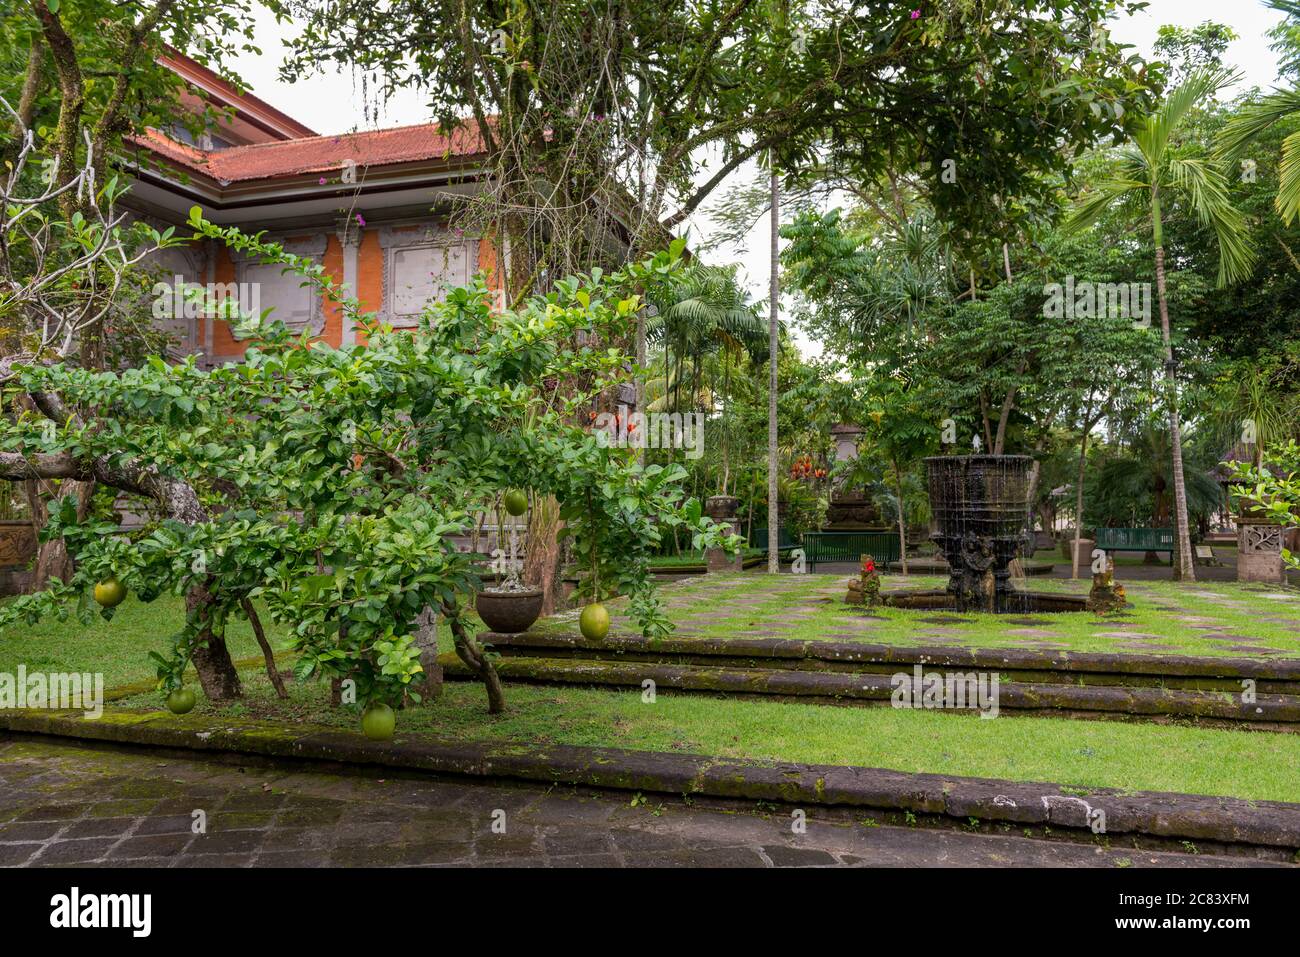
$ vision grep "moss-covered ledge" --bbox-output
[3,707,1299,853]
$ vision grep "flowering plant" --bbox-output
[860,555,882,607]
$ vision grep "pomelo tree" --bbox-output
[0,212,738,714]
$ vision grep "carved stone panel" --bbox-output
[379,224,477,326]
[1243,524,1283,553]
[1238,522,1285,583]
[232,235,327,337]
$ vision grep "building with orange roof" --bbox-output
[125,52,505,366]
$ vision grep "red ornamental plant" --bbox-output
[790,454,821,481]
[860,555,882,607]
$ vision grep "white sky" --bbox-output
[226,1,1289,355]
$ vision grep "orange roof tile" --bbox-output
[130,121,489,184]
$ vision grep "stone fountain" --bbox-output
[926,454,1034,613]
[849,453,1095,614]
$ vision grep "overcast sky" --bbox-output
[226,2,1290,354]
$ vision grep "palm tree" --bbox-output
[644,263,765,413]
[1066,68,1256,581]
[768,163,780,574]
[644,262,764,497]
[1218,1,1300,224]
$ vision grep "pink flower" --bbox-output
[356,213,366,227]
[318,177,326,185]
[911,9,920,18]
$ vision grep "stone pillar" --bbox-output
[1070,538,1095,579]
[413,605,443,699]
[703,495,743,572]
[337,218,362,348]
[1238,520,1285,584]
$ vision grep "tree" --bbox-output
[1065,68,1256,581]
[768,161,779,574]
[1219,2,1300,226]
[269,0,1156,598]
[2,0,260,584]
[0,212,737,711]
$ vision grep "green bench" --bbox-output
[1094,527,1175,555]
[802,531,900,571]
[750,526,799,557]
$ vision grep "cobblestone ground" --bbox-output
[0,735,1277,868]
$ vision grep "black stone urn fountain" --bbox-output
[925,455,1034,613]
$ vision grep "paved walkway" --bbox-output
[0,735,1272,868]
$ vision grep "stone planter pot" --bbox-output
[703,495,742,573]
[475,588,544,634]
[703,495,740,522]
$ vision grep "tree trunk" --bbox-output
[767,161,780,574]
[413,604,443,700]
[240,598,286,699]
[26,478,92,588]
[1153,243,1196,581]
[1071,426,1092,580]
[10,40,45,143]
[186,584,241,702]
[893,457,908,575]
[442,602,504,713]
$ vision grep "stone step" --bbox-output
[440,653,1300,726]
[477,629,1300,688]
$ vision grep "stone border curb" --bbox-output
[2,708,1298,851]
[439,655,1300,725]
[486,630,1300,681]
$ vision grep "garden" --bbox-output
[1,0,1300,869]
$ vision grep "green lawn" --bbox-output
[9,586,1300,803]
[111,663,1300,803]
[0,596,298,688]
[530,572,1300,659]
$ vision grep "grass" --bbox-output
[110,663,1300,804]
[0,593,471,689]
[531,571,1300,659]
[9,583,1300,803]
[0,596,300,688]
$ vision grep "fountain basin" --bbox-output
[876,587,1087,614]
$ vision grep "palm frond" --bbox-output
[1136,68,1238,163]
[1166,156,1257,285]
[1217,86,1300,159]
[1063,178,1144,235]
[1277,128,1300,224]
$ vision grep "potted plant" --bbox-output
[475,490,545,634]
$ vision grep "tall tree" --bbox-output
[768,160,779,574]
[1065,69,1255,580]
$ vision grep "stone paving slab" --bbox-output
[4,709,1299,853]
[0,736,1280,869]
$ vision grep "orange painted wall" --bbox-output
[354,228,383,346]
[198,224,497,357]
[320,234,343,348]
[209,244,247,361]
[478,234,501,300]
